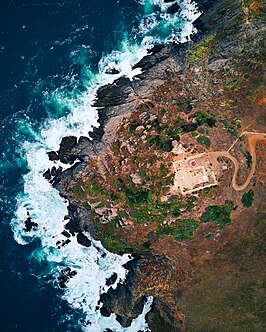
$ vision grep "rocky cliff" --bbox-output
[46,0,265,330]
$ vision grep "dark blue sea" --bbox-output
[0,1,200,331]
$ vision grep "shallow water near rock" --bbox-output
[0,1,200,331]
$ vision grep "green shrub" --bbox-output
[157,219,199,241]
[197,136,211,148]
[146,135,173,152]
[186,35,216,63]
[244,151,252,168]
[189,111,217,128]
[200,202,234,228]
[241,190,254,208]
[221,119,237,136]
[127,122,139,136]
[113,140,120,153]
[159,108,166,116]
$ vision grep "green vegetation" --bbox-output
[157,219,199,241]
[200,201,234,228]
[198,127,209,135]
[241,190,254,208]
[244,151,252,168]
[189,111,217,128]
[113,140,120,154]
[146,135,173,152]
[186,35,216,63]
[100,219,137,254]
[159,108,166,116]
[127,122,139,137]
[220,118,238,136]
[181,100,193,112]
[197,135,211,148]
[226,79,239,91]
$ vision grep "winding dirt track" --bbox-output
[212,132,266,191]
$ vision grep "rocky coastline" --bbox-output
[41,0,265,330]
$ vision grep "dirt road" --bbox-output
[213,132,266,191]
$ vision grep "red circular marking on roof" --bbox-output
[189,160,197,167]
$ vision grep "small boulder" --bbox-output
[47,151,59,161]
[61,230,71,238]
[106,273,118,287]
[105,68,120,75]
[43,169,51,180]
[24,216,38,232]
[77,232,91,247]
[166,2,180,15]
[51,166,62,177]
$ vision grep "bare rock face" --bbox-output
[93,76,134,108]
[58,136,78,164]
[99,256,146,327]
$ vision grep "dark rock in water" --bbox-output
[62,239,71,246]
[104,329,114,332]
[62,230,71,238]
[78,136,91,145]
[93,76,133,107]
[132,45,171,72]
[89,124,105,141]
[105,68,120,75]
[63,203,96,238]
[106,273,118,287]
[116,314,127,326]
[51,166,63,177]
[58,136,78,164]
[99,256,145,327]
[57,239,71,248]
[24,215,38,232]
[164,0,176,3]
[43,169,51,180]
[51,166,57,177]
[65,204,83,235]
[58,267,77,288]
[166,2,180,15]
[47,151,59,161]
[147,44,165,55]
[77,232,91,247]
[100,306,111,317]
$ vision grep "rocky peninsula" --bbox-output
[43,0,265,330]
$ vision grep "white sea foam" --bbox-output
[12,1,201,330]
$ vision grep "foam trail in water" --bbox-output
[12,1,200,330]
